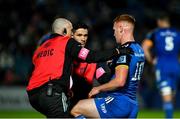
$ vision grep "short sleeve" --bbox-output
[116,54,131,67]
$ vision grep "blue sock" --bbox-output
[75,114,86,119]
[163,101,173,118]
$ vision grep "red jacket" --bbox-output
[27,33,118,92]
[27,36,69,90]
[73,62,97,84]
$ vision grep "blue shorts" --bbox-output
[94,93,138,118]
[155,68,179,91]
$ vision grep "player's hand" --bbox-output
[116,46,134,55]
[88,87,100,98]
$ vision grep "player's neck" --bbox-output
[160,23,170,28]
[121,34,134,44]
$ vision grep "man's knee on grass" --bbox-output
[71,101,83,117]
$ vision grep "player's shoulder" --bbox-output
[161,27,180,37]
[170,27,180,34]
[157,27,179,33]
[121,41,136,48]
[123,42,144,58]
[68,38,82,46]
[147,28,158,34]
[121,41,140,50]
[154,28,164,33]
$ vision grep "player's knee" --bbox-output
[70,106,78,116]
[161,86,172,96]
[70,102,82,116]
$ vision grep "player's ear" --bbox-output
[120,28,124,34]
[71,33,74,38]
[63,28,67,35]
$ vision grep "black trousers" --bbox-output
[27,83,70,118]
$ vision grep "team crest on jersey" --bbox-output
[117,55,127,63]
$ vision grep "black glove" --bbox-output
[117,46,134,55]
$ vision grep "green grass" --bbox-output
[0,109,180,118]
[138,109,180,118]
[0,110,45,118]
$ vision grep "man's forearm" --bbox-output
[97,79,121,92]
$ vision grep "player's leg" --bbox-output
[71,98,100,118]
[162,72,179,118]
[156,69,173,118]
[129,104,138,118]
[161,81,174,118]
[95,94,133,118]
[71,94,135,118]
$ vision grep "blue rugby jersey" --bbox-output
[146,28,180,70]
[110,42,145,100]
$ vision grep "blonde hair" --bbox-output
[113,14,136,25]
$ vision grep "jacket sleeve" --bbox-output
[68,38,119,63]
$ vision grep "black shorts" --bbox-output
[27,82,70,118]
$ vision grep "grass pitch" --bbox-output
[0,109,180,118]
